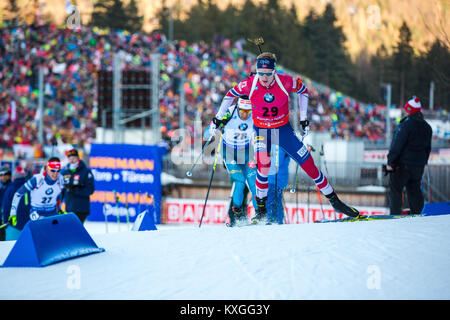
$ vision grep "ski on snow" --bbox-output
[318,214,422,223]
[225,214,423,226]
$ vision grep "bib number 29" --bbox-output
[262,107,278,117]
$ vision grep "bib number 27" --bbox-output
[41,197,53,204]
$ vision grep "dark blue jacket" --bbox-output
[0,179,11,223]
[2,177,30,230]
[388,112,432,167]
[61,160,95,214]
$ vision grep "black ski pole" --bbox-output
[187,104,238,178]
[186,133,216,177]
[199,127,224,228]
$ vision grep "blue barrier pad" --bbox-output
[2,213,105,267]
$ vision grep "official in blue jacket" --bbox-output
[0,167,12,215]
[267,146,290,224]
[2,166,30,231]
[0,166,12,240]
[61,149,95,223]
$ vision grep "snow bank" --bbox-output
[1,215,449,300]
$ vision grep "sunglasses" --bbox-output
[257,70,275,77]
[49,169,60,173]
[239,109,252,114]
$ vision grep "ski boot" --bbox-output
[226,205,246,227]
[226,204,236,227]
[326,192,366,220]
[233,206,247,225]
[251,196,268,224]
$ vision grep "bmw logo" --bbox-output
[45,188,54,195]
[264,93,275,103]
[239,123,248,131]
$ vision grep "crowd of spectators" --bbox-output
[0,20,446,158]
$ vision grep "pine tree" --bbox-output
[182,0,207,42]
[302,4,354,93]
[393,21,414,107]
[124,0,143,33]
[156,0,169,35]
[5,0,19,21]
[276,2,302,71]
[90,0,143,33]
[371,44,392,103]
[424,40,450,110]
[222,3,239,41]
[204,0,221,42]
[237,0,261,54]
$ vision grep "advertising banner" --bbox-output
[88,144,163,223]
[164,198,389,225]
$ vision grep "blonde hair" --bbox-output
[257,52,277,62]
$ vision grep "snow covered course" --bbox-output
[1,215,449,300]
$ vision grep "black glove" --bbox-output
[210,117,228,136]
[300,120,310,137]
[212,117,229,127]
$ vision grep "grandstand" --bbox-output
[0,22,449,212]
[2,4,450,305]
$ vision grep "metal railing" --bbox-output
[163,154,450,200]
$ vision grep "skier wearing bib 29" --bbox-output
[210,52,364,224]
[208,96,258,227]
[8,157,65,227]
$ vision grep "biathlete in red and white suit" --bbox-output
[210,52,364,223]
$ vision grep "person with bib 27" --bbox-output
[209,97,258,227]
[210,52,364,224]
[8,157,65,227]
